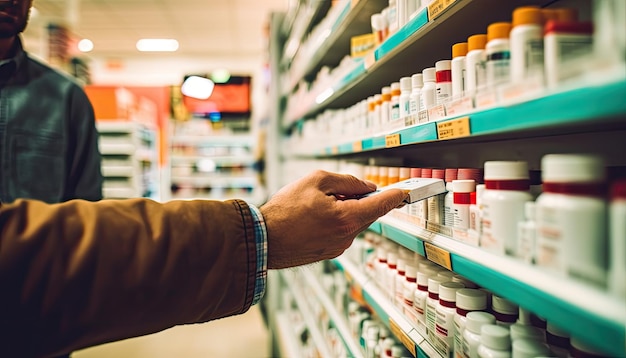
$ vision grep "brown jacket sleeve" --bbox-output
[0,198,259,357]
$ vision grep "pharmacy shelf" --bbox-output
[169,175,257,188]
[301,269,365,358]
[317,79,626,156]
[280,0,332,68]
[275,311,304,358]
[366,212,626,357]
[332,257,441,358]
[282,0,387,97]
[170,135,253,147]
[101,165,135,177]
[284,0,551,126]
[281,271,334,358]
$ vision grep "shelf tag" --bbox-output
[404,113,418,127]
[428,0,457,20]
[424,242,453,270]
[353,141,363,152]
[428,104,447,121]
[390,318,417,357]
[385,133,401,148]
[418,110,429,123]
[437,116,471,140]
[446,97,474,116]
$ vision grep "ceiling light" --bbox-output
[210,69,231,83]
[181,76,215,100]
[78,39,94,52]
[136,39,179,52]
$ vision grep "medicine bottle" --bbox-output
[511,339,550,358]
[454,289,488,358]
[394,257,407,308]
[379,166,390,187]
[444,168,459,227]
[468,184,485,241]
[371,13,387,46]
[426,276,445,335]
[399,77,412,119]
[453,180,476,230]
[421,67,437,111]
[417,168,433,220]
[569,337,608,358]
[374,94,383,131]
[535,154,607,287]
[465,34,487,96]
[609,180,626,298]
[435,282,466,356]
[435,60,453,104]
[409,73,423,115]
[380,86,392,126]
[546,322,570,358]
[402,264,418,319]
[451,42,468,99]
[510,7,544,84]
[544,19,593,88]
[463,312,496,358]
[509,307,544,342]
[388,166,400,184]
[387,0,398,35]
[390,82,402,122]
[428,168,447,224]
[385,251,398,299]
[408,168,422,218]
[516,201,536,264]
[481,161,532,256]
[492,295,518,327]
[477,324,512,358]
[399,167,411,182]
[485,22,512,87]
[414,268,436,333]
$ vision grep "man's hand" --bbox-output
[260,170,408,269]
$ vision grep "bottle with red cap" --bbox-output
[609,180,626,298]
[481,161,533,256]
[436,60,453,104]
[536,154,608,288]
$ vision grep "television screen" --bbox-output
[182,75,251,118]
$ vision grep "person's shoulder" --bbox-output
[24,54,83,88]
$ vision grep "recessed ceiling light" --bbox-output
[78,39,94,52]
[136,39,179,52]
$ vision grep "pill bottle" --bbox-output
[512,339,550,358]
[453,180,477,230]
[481,161,532,256]
[380,86,392,126]
[394,256,407,308]
[516,201,536,264]
[444,168,459,227]
[421,67,437,110]
[417,168,433,220]
[399,167,411,182]
[428,168,447,224]
[465,34,487,96]
[535,154,607,287]
[544,20,593,88]
[454,289,488,358]
[469,184,485,239]
[414,268,436,333]
[399,77,412,119]
[510,7,544,83]
[435,282,466,356]
[371,13,387,45]
[435,60,453,104]
[485,22,512,87]
[569,337,609,358]
[409,73,424,115]
[390,82,402,122]
[388,166,400,184]
[451,42,468,99]
[402,264,418,317]
[463,312,496,358]
[491,295,518,327]
[546,322,570,358]
[609,180,626,298]
[478,324,512,358]
[426,276,445,335]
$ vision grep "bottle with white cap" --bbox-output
[463,312,496,358]
[394,256,407,308]
[435,60,453,104]
[421,67,437,111]
[509,308,545,342]
[409,73,423,116]
[510,6,544,84]
[535,154,607,287]
[609,180,626,298]
[380,86,392,126]
[414,267,436,334]
[485,22,512,87]
[390,82,402,122]
[426,276,445,336]
[451,42,468,99]
[453,289,488,358]
[481,161,533,256]
[492,295,519,327]
[434,282,466,356]
[516,201,537,264]
[399,77,412,119]
[453,180,477,230]
[569,337,610,358]
[512,339,550,358]
[402,264,418,319]
[465,34,487,97]
[546,322,570,358]
[477,324,512,358]
[385,251,399,300]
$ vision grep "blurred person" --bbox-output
[0,0,103,203]
[0,170,408,357]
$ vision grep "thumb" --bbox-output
[347,188,408,222]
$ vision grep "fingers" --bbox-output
[339,188,408,223]
[314,170,377,196]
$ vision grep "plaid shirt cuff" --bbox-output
[248,204,267,305]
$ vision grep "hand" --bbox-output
[260,170,408,269]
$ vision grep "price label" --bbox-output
[446,97,474,116]
[404,114,417,127]
[437,116,471,140]
[418,110,429,123]
[428,104,447,121]
[428,0,457,20]
[364,52,377,70]
[424,242,453,270]
[385,133,401,148]
[390,319,417,357]
[353,141,363,152]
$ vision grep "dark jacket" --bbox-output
[0,37,103,203]
[0,198,258,357]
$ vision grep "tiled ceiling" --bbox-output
[26,0,290,58]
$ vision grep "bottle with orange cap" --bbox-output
[465,34,488,96]
[486,22,512,87]
[510,6,545,83]
[451,42,468,99]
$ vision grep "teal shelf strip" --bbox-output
[380,223,426,256]
[331,0,352,33]
[368,221,382,234]
[375,8,429,61]
[338,143,353,154]
[470,80,626,135]
[452,254,625,357]
[333,61,366,94]
[398,123,438,145]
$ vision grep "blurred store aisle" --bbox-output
[74,306,269,358]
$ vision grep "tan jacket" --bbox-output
[0,198,259,357]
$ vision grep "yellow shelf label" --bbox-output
[385,133,401,148]
[437,116,471,140]
[353,141,363,152]
[390,319,417,357]
[428,0,457,20]
[424,242,453,270]
[331,146,339,155]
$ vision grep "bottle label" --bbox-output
[391,103,401,121]
[536,205,565,272]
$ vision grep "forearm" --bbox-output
[0,198,258,357]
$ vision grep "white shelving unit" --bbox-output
[97,121,158,200]
[265,0,626,357]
